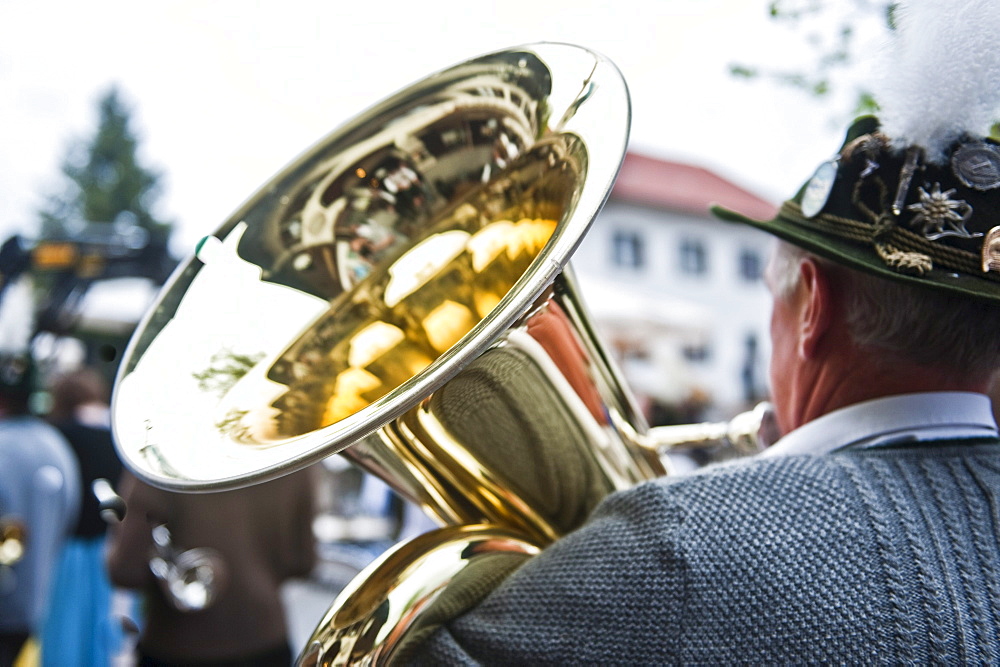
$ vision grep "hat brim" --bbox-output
[711,203,1000,303]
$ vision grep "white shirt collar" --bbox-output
[760,392,998,458]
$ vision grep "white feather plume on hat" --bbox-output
[873,0,1000,162]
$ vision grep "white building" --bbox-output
[571,151,779,424]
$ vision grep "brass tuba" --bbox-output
[111,43,773,665]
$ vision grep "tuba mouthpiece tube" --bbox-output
[644,401,779,460]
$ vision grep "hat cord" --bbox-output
[853,171,934,275]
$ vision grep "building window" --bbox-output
[682,342,711,363]
[679,238,707,275]
[612,230,645,269]
[741,333,761,402]
[739,248,763,282]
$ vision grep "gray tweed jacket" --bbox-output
[412,438,1000,665]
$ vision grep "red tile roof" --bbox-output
[611,151,778,221]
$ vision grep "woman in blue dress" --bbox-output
[41,367,130,667]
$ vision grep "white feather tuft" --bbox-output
[872,0,1000,162]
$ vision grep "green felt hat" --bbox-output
[713,115,1000,303]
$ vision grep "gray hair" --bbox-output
[768,240,1000,380]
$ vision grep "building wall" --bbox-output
[572,198,776,423]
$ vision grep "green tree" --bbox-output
[730,1,894,118]
[734,2,1000,139]
[38,85,173,246]
[29,86,177,381]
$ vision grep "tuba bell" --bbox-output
[111,43,773,665]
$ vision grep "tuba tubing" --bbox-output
[647,400,779,460]
[298,405,778,666]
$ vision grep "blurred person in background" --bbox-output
[40,366,128,666]
[0,355,79,667]
[105,464,319,667]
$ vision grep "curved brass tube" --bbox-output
[646,401,779,462]
[299,524,539,666]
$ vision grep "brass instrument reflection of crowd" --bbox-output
[263,216,557,439]
[207,138,575,449]
[185,60,563,449]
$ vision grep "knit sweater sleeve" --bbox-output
[409,480,690,665]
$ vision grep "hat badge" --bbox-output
[952,141,1000,191]
[800,160,839,218]
[905,182,978,241]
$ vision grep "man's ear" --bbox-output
[797,258,835,359]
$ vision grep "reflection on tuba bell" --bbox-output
[111,43,774,665]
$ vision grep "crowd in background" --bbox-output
[0,363,327,667]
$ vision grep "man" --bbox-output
[105,465,318,666]
[400,17,1000,667]
[0,355,80,667]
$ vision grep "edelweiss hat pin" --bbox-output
[713,0,1000,303]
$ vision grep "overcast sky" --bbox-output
[0,0,878,256]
